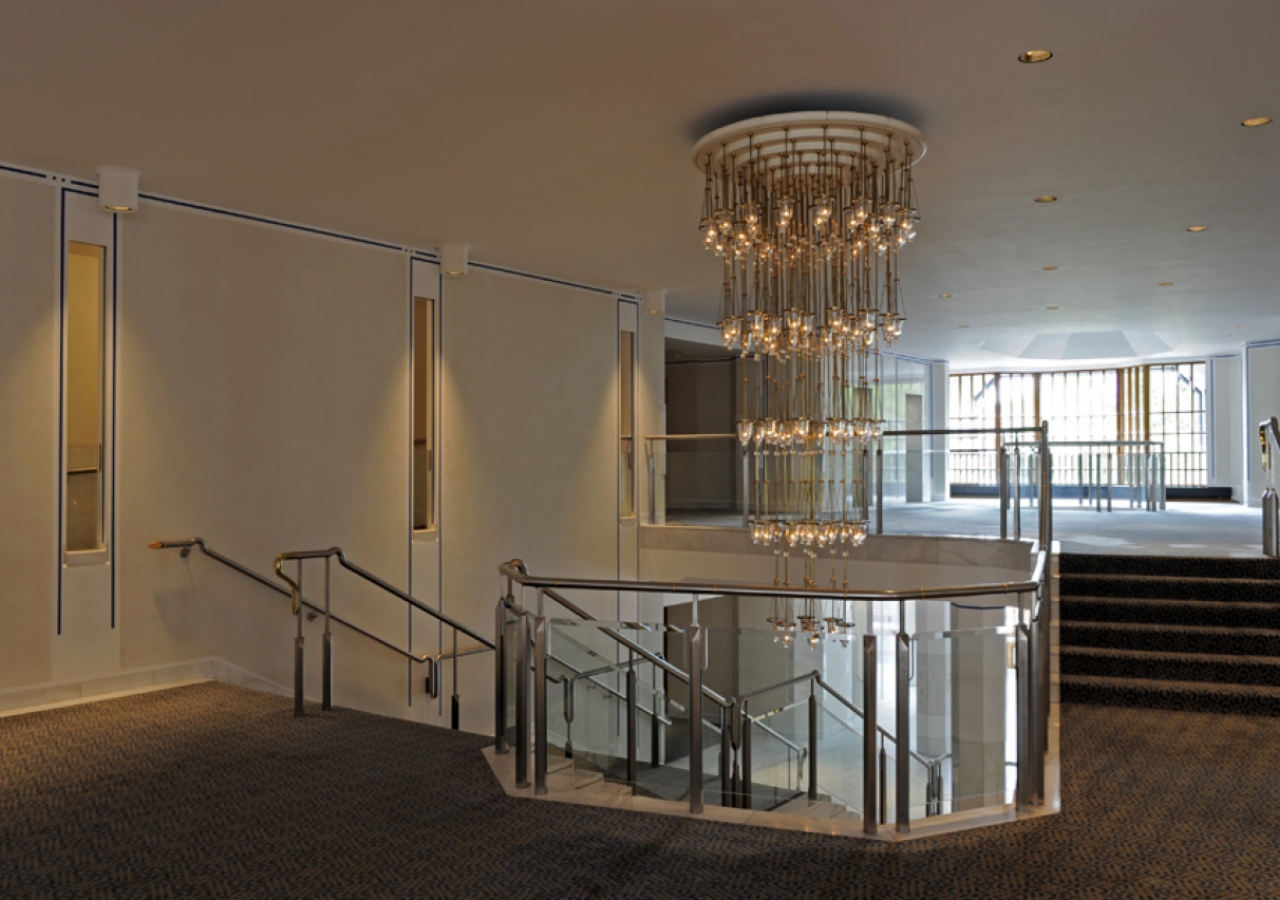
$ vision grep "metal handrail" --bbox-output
[1261,416,1280,471]
[275,546,493,650]
[499,558,1043,606]
[149,538,435,664]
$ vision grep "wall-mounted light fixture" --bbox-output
[439,244,469,277]
[97,166,140,213]
[642,288,665,316]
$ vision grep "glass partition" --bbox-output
[65,242,106,552]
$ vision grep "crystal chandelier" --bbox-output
[694,111,927,597]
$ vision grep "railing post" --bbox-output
[999,444,1009,539]
[862,633,877,836]
[627,666,639,794]
[896,630,911,833]
[294,560,305,717]
[495,595,508,753]
[534,613,548,796]
[1039,423,1052,551]
[514,601,530,790]
[720,706,732,805]
[451,628,460,731]
[1013,446,1022,541]
[652,690,663,768]
[322,556,333,711]
[808,688,818,801]
[741,704,753,810]
[687,622,704,814]
[875,445,884,534]
[1016,592,1038,810]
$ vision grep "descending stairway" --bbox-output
[1059,554,1280,715]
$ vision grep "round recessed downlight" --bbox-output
[1243,117,1272,127]
[1042,265,1059,271]
[1018,50,1053,63]
[939,293,952,298]
[1046,305,1060,310]
[958,324,970,329]
[1187,225,1209,232]
[1158,281,1174,287]
[1034,195,1058,203]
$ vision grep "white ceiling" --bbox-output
[2,1,1277,369]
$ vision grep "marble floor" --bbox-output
[664,498,1269,557]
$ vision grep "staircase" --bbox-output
[1059,554,1280,715]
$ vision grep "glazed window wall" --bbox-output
[949,363,1206,487]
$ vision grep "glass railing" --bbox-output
[498,549,1050,836]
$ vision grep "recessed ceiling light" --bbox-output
[1046,305,1059,310]
[1228,333,1236,337]
[1187,225,1209,232]
[939,293,952,298]
[1242,116,1272,127]
[1018,50,1053,63]
[1042,265,1059,271]
[958,324,970,329]
[1034,195,1058,203]
[1158,281,1174,287]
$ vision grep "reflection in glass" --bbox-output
[413,297,435,530]
[66,242,105,551]
[619,330,635,517]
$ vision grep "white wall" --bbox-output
[1246,343,1280,506]
[1209,355,1243,499]
[0,170,654,737]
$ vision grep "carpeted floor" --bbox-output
[3,681,1280,899]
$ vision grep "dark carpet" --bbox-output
[3,682,1280,899]
[1060,553,1280,715]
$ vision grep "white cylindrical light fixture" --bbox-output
[642,288,666,317]
[97,166,141,213]
[440,243,469,277]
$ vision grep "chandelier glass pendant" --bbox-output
[693,111,927,603]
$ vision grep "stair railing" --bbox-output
[498,546,1048,836]
[272,547,493,719]
[151,538,492,726]
[1261,417,1280,558]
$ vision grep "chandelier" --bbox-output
[694,111,927,601]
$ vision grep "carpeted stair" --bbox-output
[1059,553,1280,715]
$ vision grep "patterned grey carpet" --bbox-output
[3,681,1279,899]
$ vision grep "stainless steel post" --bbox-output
[999,445,1009,540]
[1013,446,1022,541]
[808,689,818,801]
[451,628,460,731]
[896,630,911,833]
[879,744,888,825]
[1077,454,1084,506]
[1095,454,1103,512]
[875,446,884,534]
[862,634,878,836]
[651,690,663,769]
[294,560,304,717]
[534,615,548,796]
[687,623,704,814]
[322,556,333,711]
[1039,424,1052,551]
[1265,487,1280,559]
[1159,452,1167,510]
[627,666,639,794]
[495,598,508,753]
[720,706,732,805]
[514,605,530,790]
[1107,452,1113,513]
[1015,612,1032,810]
[742,700,753,811]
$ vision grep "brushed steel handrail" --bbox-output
[1261,416,1280,471]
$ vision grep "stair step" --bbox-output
[1060,573,1280,603]
[1059,621,1280,656]
[1059,645,1280,686]
[1059,596,1280,629]
[771,797,859,820]
[1060,554,1280,581]
[1060,674,1280,716]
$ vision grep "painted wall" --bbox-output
[0,176,57,689]
[0,170,655,737]
[1246,342,1280,506]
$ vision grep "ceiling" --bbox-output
[2,1,1277,370]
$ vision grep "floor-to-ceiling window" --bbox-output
[948,362,1207,487]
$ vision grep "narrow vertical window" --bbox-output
[413,297,435,531]
[65,242,106,552]
[619,329,636,518]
